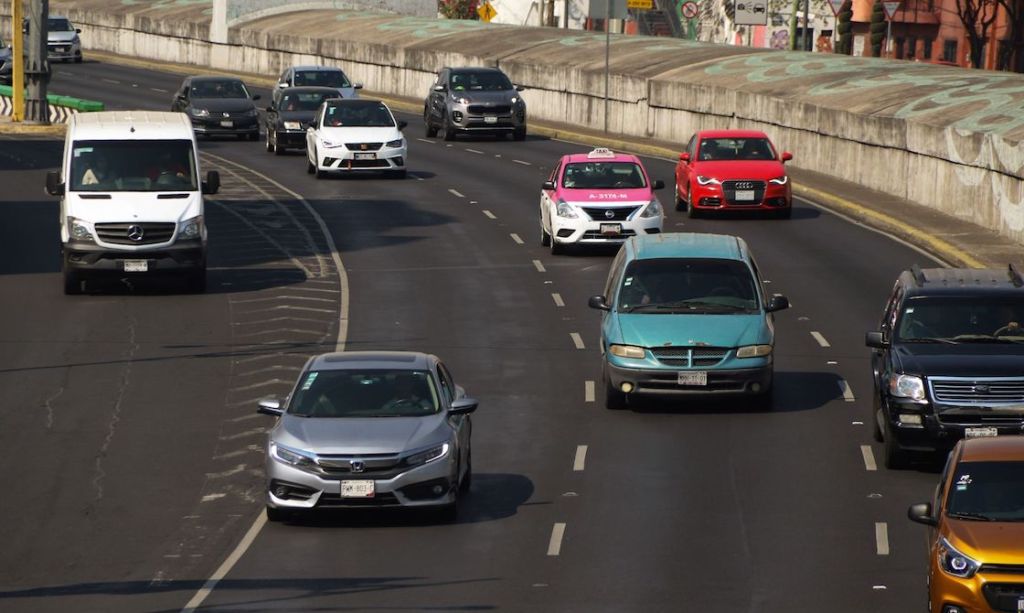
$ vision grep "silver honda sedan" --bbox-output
[257,351,477,522]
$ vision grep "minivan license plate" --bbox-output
[965,427,998,438]
[735,190,755,201]
[678,371,708,386]
[341,480,375,498]
[124,260,148,272]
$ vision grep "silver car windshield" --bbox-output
[295,70,350,88]
[450,71,512,91]
[290,369,441,418]
[69,139,198,192]
[48,18,74,32]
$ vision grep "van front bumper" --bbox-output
[605,361,772,396]
[63,240,206,275]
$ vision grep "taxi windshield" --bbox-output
[562,162,647,189]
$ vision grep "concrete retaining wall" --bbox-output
[16,0,1023,245]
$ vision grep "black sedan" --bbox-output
[171,76,261,140]
[264,86,338,154]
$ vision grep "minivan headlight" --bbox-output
[405,443,450,467]
[555,199,578,219]
[938,537,979,578]
[270,442,316,468]
[179,215,203,240]
[696,175,721,186]
[640,199,663,218]
[609,344,645,359]
[67,216,93,241]
[889,374,926,400]
[736,345,772,358]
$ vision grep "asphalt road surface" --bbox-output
[0,58,944,612]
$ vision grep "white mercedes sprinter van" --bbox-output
[46,111,220,294]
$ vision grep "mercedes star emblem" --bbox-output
[127,225,145,242]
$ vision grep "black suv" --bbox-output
[866,265,1024,468]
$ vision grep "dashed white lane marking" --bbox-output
[585,380,595,402]
[151,87,169,93]
[466,148,484,154]
[482,210,496,219]
[102,78,120,84]
[838,379,856,402]
[510,233,524,245]
[416,138,435,144]
[861,445,877,471]
[875,522,890,555]
[810,331,831,348]
[181,513,268,612]
[547,523,566,556]
[551,293,565,307]
[532,259,546,272]
[570,333,585,350]
[513,159,531,166]
[201,493,226,503]
[448,188,465,198]
[573,446,588,471]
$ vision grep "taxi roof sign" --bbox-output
[588,147,617,158]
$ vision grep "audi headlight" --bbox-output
[889,374,926,401]
[67,216,93,241]
[769,175,789,185]
[405,443,450,467]
[555,199,578,219]
[283,121,301,130]
[189,107,210,117]
[385,138,404,148]
[178,215,203,240]
[609,344,645,359]
[736,344,773,358]
[270,442,316,468]
[696,175,721,186]
[938,537,979,578]
[640,199,663,218]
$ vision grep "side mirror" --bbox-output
[515,84,526,91]
[252,94,261,101]
[353,83,364,90]
[75,28,82,33]
[449,397,478,415]
[907,502,937,526]
[781,151,793,162]
[542,180,556,190]
[45,170,65,196]
[765,295,790,312]
[865,331,889,349]
[652,179,665,190]
[588,295,611,311]
[257,398,284,417]
[679,152,690,163]
[202,170,220,195]
[433,84,445,92]
[397,120,408,130]
[278,82,289,88]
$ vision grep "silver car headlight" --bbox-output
[385,138,404,148]
[938,537,979,578]
[736,344,772,358]
[67,216,93,241]
[555,199,578,219]
[404,443,450,467]
[270,442,316,469]
[640,199,663,218]
[889,373,926,400]
[283,121,301,130]
[178,215,203,240]
[189,108,210,118]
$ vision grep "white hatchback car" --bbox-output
[306,99,408,179]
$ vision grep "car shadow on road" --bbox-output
[624,370,843,414]
[683,206,820,221]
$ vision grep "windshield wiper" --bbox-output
[903,337,959,344]
[947,511,996,521]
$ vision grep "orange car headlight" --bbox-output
[938,537,979,578]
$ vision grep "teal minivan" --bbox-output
[588,233,789,409]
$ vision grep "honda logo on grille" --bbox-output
[350,460,365,473]
[126,225,145,242]
[734,181,754,189]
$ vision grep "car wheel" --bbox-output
[872,397,884,443]
[550,236,564,255]
[687,202,701,219]
[882,416,909,469]
[185,269,206,294]
[265,506,290,522]
[265,133,274,153]
[513,126,526,141]
[675,183,688,211]
[74,55,83,64]
[424,111,438,138]
[63,269,81,295]
[460,451,472,493]
[273,133,286,155]
[306,152,316,174]
[443,115,457,142]
[604,375,627,410]
[540,221,551,247]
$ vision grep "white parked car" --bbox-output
[277,65,362,100]
[306,99,408,179]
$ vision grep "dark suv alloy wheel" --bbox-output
[882,413,909,469]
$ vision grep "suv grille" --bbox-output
[650,347,729,368]
[94,222,175,245]
[722,180,766,206]
[467,104,511,115]
[581,206,640,221]
[314,453,404,479]
[982,583,1024,612]
[929,377,1024,406]
[345,142,382,151]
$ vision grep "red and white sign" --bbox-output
[882,1,901,19]
[681,1,699,19]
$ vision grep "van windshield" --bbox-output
[617,258,760,314]
[70,140,198,192]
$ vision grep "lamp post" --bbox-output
[604,0,611,133]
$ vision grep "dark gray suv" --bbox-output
[424,66,527,141]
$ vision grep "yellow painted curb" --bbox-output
[0,121,67,136]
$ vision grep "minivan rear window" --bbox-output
[617,258,759,314]
[70,140,197,192]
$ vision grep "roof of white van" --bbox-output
[70,111,194,141]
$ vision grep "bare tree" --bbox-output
[954,0,999,68]
[995,0,1023,71]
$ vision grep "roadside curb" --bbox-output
[0,119,67,136]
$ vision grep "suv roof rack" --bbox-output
[910,264,928,287]
[1010,263,1023,288]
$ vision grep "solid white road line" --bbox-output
[466,148,484,154]
[570,333,585,349]
[102,78,120,84]
[448,188,465,198]
[547,523,566,556]
[482,210,496,219]
[532,259,546,272]
[551,293,565,307]
[810,331,831,348]
[585,380,595,402]
[838,379,856,402]
[181,513,268,612]
[860,445,877,471]
[875,522,890,555]
[510,233,524,245]
[513,159,531,166]
[416,138,435,144]
[573,446,588,471]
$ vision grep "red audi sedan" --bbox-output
[674,130,793,219]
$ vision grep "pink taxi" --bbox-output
[539,148,665,255]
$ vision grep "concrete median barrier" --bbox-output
[0,84,104,123]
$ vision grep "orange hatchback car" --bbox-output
[908,436,1024,613]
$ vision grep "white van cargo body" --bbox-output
[47,111,220,294]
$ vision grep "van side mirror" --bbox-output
[865,331,888,349]
[278,82,289,88]
[354,83,364,90]
[45,171,65,196]
[202,170,220,195]
[781,151,793,162]
[75,28,82,34]
[679,152,690,163]
[542,180,556,190]
[257,398,284,417]
[907,502,937,526]
[765,295,789,312]
[397,120,408,130]
[515,84,525,91]
[449,398,478,415]
[652,179,665,190]
[588,295,610,311]
[252,93,261,101]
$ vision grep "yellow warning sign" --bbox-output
[478,1,497,22]
[627,0,654,8]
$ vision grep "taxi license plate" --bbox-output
[220,120,233,128]
[600,223,622,236]
[341,480,375,498]
[678,371,708,386]
[965,427,999,438]
[735,189,755,201]
[124,260,148,272]
[484,116,498,124]
[354,152,376,160]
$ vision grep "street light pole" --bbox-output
[604,0,611,133]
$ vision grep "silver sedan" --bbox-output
[257,351,477,522]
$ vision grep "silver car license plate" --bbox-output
[354,152,376,160]
[965,427,998,438]
[123,260,148,272]
[735,189,755,201]
[341,480,375,498]
[678,371,708,386]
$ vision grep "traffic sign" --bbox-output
[828,0,846,17]
[734,0,768,25]
[628,0,654,8]
[680,1,699,19]
[882,1,901,19]
[478,1,497,22]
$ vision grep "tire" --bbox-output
[63,269,81,295]
[882,416,909,470]
[265,133,274,153]
[185,269,206,294]
[306,153,316,174]
[460,452,472,493]
[265,506,290,522]
[550,237,564,255]
[687,203,701,219]
[74,55,83,64]
[675,184,688,212]
[872,397,884,443]
[513,126,526,141]
[540,221,551,247]
[604,375,627,410]
[443,116,457,142]
[424,112,439,138]
[436,500,458,523]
